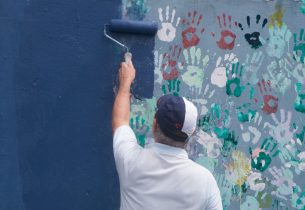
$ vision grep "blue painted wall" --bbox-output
[0,0,136,209]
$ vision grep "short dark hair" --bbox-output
[153,122,187,148]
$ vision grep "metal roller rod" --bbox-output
[104,24,129,52]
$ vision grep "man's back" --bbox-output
[114,126,223,210]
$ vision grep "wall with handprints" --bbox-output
[123,0,305,209]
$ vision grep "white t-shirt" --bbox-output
[113,125,223,210]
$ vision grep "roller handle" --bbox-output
[124,52,132,64]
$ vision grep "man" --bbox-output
[112,60,223,210]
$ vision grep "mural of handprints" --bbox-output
[123,0,305,209]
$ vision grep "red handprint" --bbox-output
[181,11,205,49]
[212,13,237,50]
[257,79,279,114]
[162,45,183,80]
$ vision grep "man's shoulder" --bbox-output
[113,125,138,147]
[184,159,215,179]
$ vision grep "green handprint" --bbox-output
[293,29,305,63]
[292,186,305,209]
[236,86,257,122]
[249,137,279,172]
[302,0,305,14]
[126,0,149,20]
[226,62,245,97]
[198,114,211,133]
[130,115,150,147]
[221,131,238,157]
[210,103,230,138]
[271,199,287,210]
[161,79,181,96]
[294,82,305,113]
[295,125,305,143]
[236,103,257,123]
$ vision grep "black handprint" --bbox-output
[238,15,268,49]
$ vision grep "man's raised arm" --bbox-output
[112,61,136,133]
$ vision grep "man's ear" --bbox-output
[152,117,157,132]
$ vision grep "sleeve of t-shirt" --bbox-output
[113,125,142,174]
[205,175,223,210]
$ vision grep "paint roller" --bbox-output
[104,19,158,63]
[104,19,158,99]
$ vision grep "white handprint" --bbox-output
[266,24,292,59]
[181,46,209,93]
[264,109,297,146]
[281,52,305,83]
[242,50,264,85]
[191,84,215,115]
[268,166,296,200]
[263,60,291,95]
[278,142,301,175]
[297,151,305,172]
[247,171,265,191]
[194,129,222,158]
[157,6,180,42]
[240,196,259,210]
[154,50,163,85]
[240,113,262,145]
[211,53,238,88]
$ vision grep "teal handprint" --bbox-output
[293,28,305,63]
[210,103,230,138]
[125,0,149,20]
[292,186,305,209]
[294,82,305,114]
[295,125,305,143]
[302,0,305,14]
[198,114,211,133]
[236,103,257,123]
[236,86,257,123]
[130,116,150,147]
[226,62,245,97]
[221,131,238,157]
[249,137,279,172]
[161,79,181,96]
